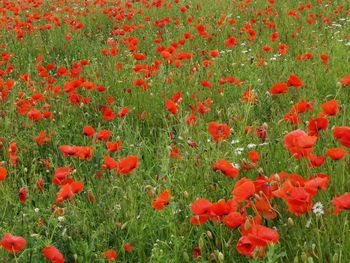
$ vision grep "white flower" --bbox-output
[231,139,240,145]
[247,143,257,149]
[234,147,244,155]
[259,142,269,147]
[312,202,324,216]
[306,218,312,228]
[232,163,240,169]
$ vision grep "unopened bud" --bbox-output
[288,217,294,226]
[301,252,308,263]
[217,251,224,262]
[183,191,189,199]
[244,219,250,230]
[332,253,338,263]
[209,252,216,261]
[206,231,212,239]
[115,221,123,228]
[198,236,204,250]
[183,252,190,262]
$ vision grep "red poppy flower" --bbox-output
[340,75,350,86]
[53,167,72,185]
[287,74,302,88]
[241,87,258,103]
[59,145,78,157]
[307,117,328,136]
[97,130,111,141]
[271,82,288,95]
[27,108,43,121]
[56,180,84,204]
[106,141,123,153]
[333,126,350,147]
[248,151,260,162]
[165,99,178,114]
[223,212,244,229]
[19,187,27,203]
[0,166,8,181]
[210,200,230,218]
[43,245,64,263]
[186,114,197,126]
[332,193,350,215]
[102,156,118,170]
[103,249,117,261]
[170,144,182,159]
[273,180,313,216]
[326,148,347,160]
[291,100,314,114]
[284,129,317,158]
[152,189,171,210]
[117,106,129,118]
[254,195,277,220]
[304,174,329,196]
[190,198,212,225]
[321,99,338,116]
[232,178,255,202]
[307,154,326,168]
[117,156,139,175]
[209,50,219,57]
[0,233,26,252]
[212,159,239,178]
[225,37,238,47]
[123,243,134,253]
[208,122,231,142]
[83,126,95,137]
[237,223,279,257]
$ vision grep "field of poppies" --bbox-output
[0,0,350,262]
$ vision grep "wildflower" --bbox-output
[43,245,64,263]
[0,233,26,252]
[312,202,324,216]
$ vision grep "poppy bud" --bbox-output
[312,243,316,251]
[115,221,123,228]
[183,252,190,262]
[36,218,45,226]
[273,173,280,181]
[206,231,212,239]
[215,238,222,248]
[226,235,234,248]
[301,252,308,263]
[121,222,128,230]
[198,236,204,250]
[209,253,216,261]
[183,191,188,199]
[218,252,224,262]
[87,191,95,203]
[19,187,27,203]
[145,185,152,197]
[332,253,338,263]
[244,219,250,230]
[288,217,294,226]
[257,168,264,175]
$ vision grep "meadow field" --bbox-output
[0,0,350,262]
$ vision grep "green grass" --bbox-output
[0,0,350,262]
